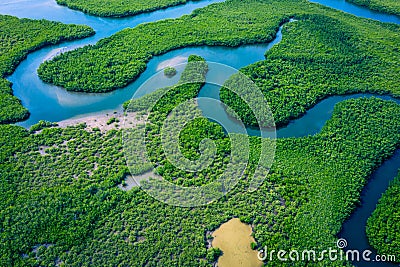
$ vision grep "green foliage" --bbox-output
[347,0,400,16]
[164,66,177,77]
[37,0,400,140]
[221,13,400,127]
[38,0,309,92]
[0,15,95,124]
[274,98,400,254]
[125,55,207,114]
[206,247,222,263]
[123,57,211,181]
[106,117,119,125]
[367,174,400,261]
[0,75,28,124]
[2,80,400,266]
[125,56,230,187]
[0,15,95,78]
[2,1,400,265]
[29,120,58,133]
[56,0,201,17]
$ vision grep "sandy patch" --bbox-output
[212,218,263,267]
[57,110,146,133]
[118,171,162,191]
[156,56,188,71]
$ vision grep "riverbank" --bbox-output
[57,109,145,133]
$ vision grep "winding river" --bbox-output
[1,0,399,266]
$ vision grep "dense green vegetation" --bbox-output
[347,0,400,16]
[38,0,400,130]
[5,51,400,266]
[126,55,207,113]
[164,66,177,77]
[0,79,29,124]
[56,0,201,17]
[3,0,400,265]
[0,15,94,124]
[220,13,400,127]
[38,0,309,92]
[125,55,230,189]
[29,120,58,133]
[366,173,400,261]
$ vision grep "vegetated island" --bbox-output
[164,66,177,77]
[367,173,400,261]
[347,0,400,16]
[55,0,202,18]
[0,15,94,124]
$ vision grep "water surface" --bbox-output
[311,0,400,24]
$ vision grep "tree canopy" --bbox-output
[0,15,94,124]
